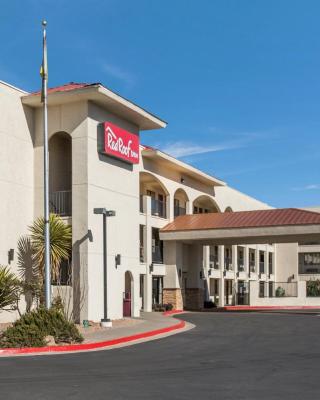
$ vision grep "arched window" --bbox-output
[173,188,189,217]
[139,172,169,218]
[192,195,220,214]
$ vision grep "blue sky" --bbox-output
[1,0,320,208]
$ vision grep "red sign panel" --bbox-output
[103,121,139,164]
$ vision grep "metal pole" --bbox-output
[103,213,107,320]
[42,20,51,309]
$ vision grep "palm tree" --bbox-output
[0,266,21,312]
[29,214,72,282]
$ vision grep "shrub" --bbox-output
[152,303,174,312]
[275,286,285,297]
[152,303,165,312]
[203,300,216,309]
[0,266,21,312]
[0,307,83,348]
[307,280,320,297]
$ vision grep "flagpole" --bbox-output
[42,20,51,309]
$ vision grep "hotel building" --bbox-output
[1,79,320,323]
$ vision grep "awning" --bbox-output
[160,208,320,245]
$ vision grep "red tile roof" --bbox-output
[30,82,99,96]
[161,208,320,232]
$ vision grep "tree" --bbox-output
[0,266,21,312]
[29,214,72,282]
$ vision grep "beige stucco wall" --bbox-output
[0,82,34,322]
[33,101,90,322]
[250,280,320,306]
[87,101,141,320]
[274,243,298,282]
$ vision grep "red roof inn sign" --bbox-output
[103,121,139,164]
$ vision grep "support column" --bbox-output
[232,245,237,274]
[244,246,249,276]
[184,243,204,310]
[143,196,152,312]
[255,246,259,276]
[166,194,173,221]
[203,246,211,301]
[186,200,193,215]
[266,246,269,280]
[163,241,183,309]
[218,245,225,307]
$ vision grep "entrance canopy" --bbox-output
[160,208,320,245]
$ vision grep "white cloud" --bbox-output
[160,140,246,158]
[101,62,135,86]
[156,129,273,159]
[292,184,320,191]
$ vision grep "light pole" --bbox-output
[93,208,116,328]
[41,20,51,309]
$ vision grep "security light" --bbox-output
[115,254,121,268]
[94,208,106,215]
[94,208,116,217]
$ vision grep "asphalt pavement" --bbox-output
[1,311,320,400]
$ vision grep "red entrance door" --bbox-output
[123,292,131,317]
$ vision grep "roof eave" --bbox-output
[21,85,167,131]
[142,148,226,187]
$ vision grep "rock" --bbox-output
[45,335,56,346]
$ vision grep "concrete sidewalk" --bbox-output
[80,311,186,344]
[0,311,191,356]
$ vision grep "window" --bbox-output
[139,225,145,262]
[152,228,163,264]
[249,250,256,272]
[139,274,144,298]
[299,253,320,274]
[269,281,274,297]
[238,248,244,271]
[269,253,273,275]
[259,251,265,274]
[259,281,266,298]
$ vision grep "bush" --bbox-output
[152,303,174,312]
[275,286,285,297]
[307,280,320,297]
[204,300,216,309]
[0,307,83,348]
[0,266,21,312]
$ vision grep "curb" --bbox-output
[222,306,320,311]
[162,309,185,316]
[0,319,185,356]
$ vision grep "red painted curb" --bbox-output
[162,309,184,316]
[223,306,320,311]
[0,320,185,356]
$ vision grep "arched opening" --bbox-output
[174,188,189,217]
[123,271,134,317]
[193,195,220,214]
[139,172,169,218]
[49,132,72,217]
[225,206,233,212]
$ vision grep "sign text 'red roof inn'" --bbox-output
[103,121,139,164]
